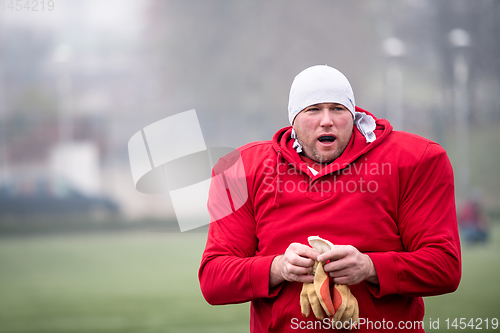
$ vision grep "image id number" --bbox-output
[445,318,498,330]
[3,0,55,11]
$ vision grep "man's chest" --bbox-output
[250,158,404,256]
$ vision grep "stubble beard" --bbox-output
[308,144,347,164]
[310,147,343,164]
[297,129,352,164]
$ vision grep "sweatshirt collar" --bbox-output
[272,107,393,179]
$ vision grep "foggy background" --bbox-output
[0,1,499,332]
[1,0,499,223]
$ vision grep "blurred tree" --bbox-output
[144,0,382,146]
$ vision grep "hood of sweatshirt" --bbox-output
[270,107,393,206]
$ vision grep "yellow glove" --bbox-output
[308,236,359,329]
[300,261,327,320]
[331,282,359,328]
[300,260,359,328]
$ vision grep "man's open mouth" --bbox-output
[318,135,336,143]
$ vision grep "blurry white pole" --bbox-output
[53,44,73,143]
[449,29,471,199]
[385,62,403,130]
[0,10,6,184]
[383,38,405,130]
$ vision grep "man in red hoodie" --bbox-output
[199,65,461,332]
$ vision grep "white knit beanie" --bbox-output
[288,65,355,124]
[288,65,376,149]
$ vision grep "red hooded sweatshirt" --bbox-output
[199,108,461,333]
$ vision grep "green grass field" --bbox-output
[1,225,499,333]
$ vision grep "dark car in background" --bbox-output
[0,176,119,219]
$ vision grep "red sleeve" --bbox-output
[366,143,461,298]
[198,152,282,305]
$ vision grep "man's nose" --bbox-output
[319,109,334,127]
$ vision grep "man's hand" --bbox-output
[317,245,379,285]
[270,243,319,288]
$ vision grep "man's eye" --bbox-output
[307,108,319,112]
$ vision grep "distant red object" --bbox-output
[458,199,489,244]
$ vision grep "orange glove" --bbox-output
[313,261,336,317]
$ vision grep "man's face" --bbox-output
[293,103,353,163]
